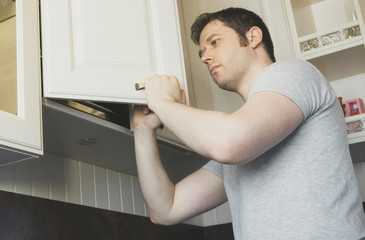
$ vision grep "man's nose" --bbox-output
[200,50,212,64]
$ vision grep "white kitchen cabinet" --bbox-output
[40,0,194,146]
[283,0,365,60]
[0,0,43,164]
[41,0,191,105]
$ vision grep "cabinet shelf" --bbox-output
[284,0,365,60]
[301,35,363,60]
[298,21,363,59]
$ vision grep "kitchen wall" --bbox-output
[0,152,232,227]
[2,0,364,232]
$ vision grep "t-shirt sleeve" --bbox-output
[247,59,333,120]
[203,160,223,179]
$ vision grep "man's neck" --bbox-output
[238,59,273,102]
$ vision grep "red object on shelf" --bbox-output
[345,98,365,116]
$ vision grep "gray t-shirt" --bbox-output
[204,59,365,239]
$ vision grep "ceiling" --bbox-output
[42,100,208,183]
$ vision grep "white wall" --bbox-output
[0,152,231,227]
[330,73,365,104]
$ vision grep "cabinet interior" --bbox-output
[51,99,131,129]
[309,44,365,82]
[290,0,357,37]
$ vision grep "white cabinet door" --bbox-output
[41,0,190,104]
[0,0,43,163]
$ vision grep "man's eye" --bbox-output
[212,39,219,45]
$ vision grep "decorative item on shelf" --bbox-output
[299,24,362,53]
[338,97,346,117]
[300,38,320,52]
[321,31,342,46]
[345,98,365,116]
[344,25,361,39]
[346,120,363,134]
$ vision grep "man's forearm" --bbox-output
[150,100,233,161]
[134,130,176,224]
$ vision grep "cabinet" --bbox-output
[278,0,365,84]
[278,0,365,162]
[41,0,191,105]
[40,0,193,146]
[0,0,43,164]
[283,0,365,60]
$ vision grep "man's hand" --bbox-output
[132,105,162,133]
[144,75,186,112]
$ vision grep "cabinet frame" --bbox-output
[0,0,43,160]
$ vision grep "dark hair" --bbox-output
[191,7,276,62]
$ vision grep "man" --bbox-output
[133,7,365,239]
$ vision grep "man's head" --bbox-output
[191,7,275,63]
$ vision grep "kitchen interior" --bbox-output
[1,0,365,239]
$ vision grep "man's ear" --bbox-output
[246,26,263,49]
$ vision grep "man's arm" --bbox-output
[144,75,304,165]
[133,105,227,225]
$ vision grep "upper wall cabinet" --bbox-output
[0,0,43,164]
[41,0,191,105]
[283,0,365,60]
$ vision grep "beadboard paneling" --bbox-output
[95,165,109,210]
[0,152,233,227]
[49,154,66,201]
[32,157,50,199]
[80,162,95,207]
[0,163,14,192]
[65,158,81,205]
[107,169,122,212]
[14,160,32,195]
[120,172,134,214]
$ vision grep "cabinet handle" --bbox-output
[135,83,145,91]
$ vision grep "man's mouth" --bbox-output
[209,65,220,74]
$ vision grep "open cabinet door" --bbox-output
[41,0,190,104]
[0,0,43,163]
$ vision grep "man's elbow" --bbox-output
[149,214,180,226]
[209,141,251,164]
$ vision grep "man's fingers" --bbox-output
[142,105,151,115]
[180,89,186,104]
